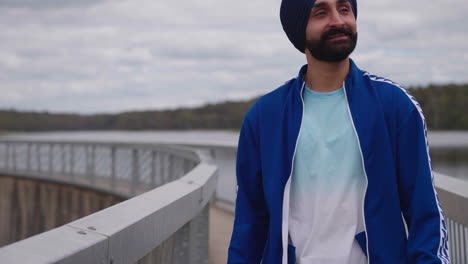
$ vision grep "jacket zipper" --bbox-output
[281,82,306,264]
[343,81,370,264]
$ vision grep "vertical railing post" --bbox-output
[85,145,90,180]
[183,160,189,175]
[169,154,175,181]
[26,143,31,172]
[111,146,116,191]
[158,152,165,187]
[85,145,88,174]
[85,145,93,184]
[449,219,454,260]
[89,145,96,185]
[37,143,41,172]
[150,151,156,188]
[4,142,9,170]
[455,225,459,263]
[12,143,17,172]
[457,222,462,263]
[454,222,459,263]
[61,144,65,175]
[70,144,75,182]
[49,143,54,174]
[463,226,467,264]
[92,145,96,177]
[131,148,139,196]
[173,157,180,179]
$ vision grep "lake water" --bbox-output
[2,130,468,181]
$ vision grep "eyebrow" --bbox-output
[312,0,350,9]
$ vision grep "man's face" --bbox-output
[305,0,357,62]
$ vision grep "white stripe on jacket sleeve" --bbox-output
[364,72,450,264]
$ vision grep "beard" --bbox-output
[306,27,358,62]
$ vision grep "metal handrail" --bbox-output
[0,140,201,198]
[434,172,468,263]
[0,140,218,264]
[0,139,201,165]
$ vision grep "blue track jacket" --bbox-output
[227,60,450,264]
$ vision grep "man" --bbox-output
[227,0,450,263]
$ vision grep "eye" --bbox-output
[314,10,327,17]
[339,7,350,14]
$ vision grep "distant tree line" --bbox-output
[0,83,467,132]
[410,84,468,130]
[0,99,256,132]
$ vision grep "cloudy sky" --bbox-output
[0,0,467,114]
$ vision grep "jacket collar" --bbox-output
[295,58,360,94]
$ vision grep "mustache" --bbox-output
[322,27,354,40]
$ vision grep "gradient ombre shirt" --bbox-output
[288,86,367,264]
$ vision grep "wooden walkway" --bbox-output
[209,204,234,264]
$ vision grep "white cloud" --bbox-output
[0,0,467,113]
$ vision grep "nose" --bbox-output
[329,9,345,28]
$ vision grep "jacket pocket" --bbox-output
[288,243,296,264]
[355,231,367,257]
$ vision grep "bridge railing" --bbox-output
[0,140,201,197]
[434,172,468,264]
[0,139,217,264]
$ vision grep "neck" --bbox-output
[304,53,350,93]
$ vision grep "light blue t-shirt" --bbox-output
[288,85,367,264]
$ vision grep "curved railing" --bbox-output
[434,172,468,263]
[0,139,218,263]
[0,140,202,197]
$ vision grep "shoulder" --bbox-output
[239,78,297,146]
[361,71,408,97]
[360,71,422,119]
[257,78,297,107]
[244,78,297,122]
